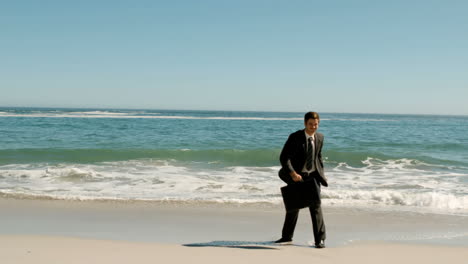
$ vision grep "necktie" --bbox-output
[306,137,314,171]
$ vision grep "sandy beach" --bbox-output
[1,198,467,264]
[2,235,468,264]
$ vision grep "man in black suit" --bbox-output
[275,111,328,248]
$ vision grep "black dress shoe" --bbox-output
[315,240,325,248]
[274,238,293,245]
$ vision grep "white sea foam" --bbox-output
[1,159,467,215]
[68,111,129,116]
[323,189,468,210]
[1,111,399,122]
[0,111,301,120]
[321,118,398,122]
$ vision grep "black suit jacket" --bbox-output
[279,129,328,187]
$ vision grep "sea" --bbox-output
[1,107,467,216]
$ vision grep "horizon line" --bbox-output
[1,105,467,117]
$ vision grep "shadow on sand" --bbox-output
[183,240,280,250]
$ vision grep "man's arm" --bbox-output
[317,133,328,186]
[279,133,303,182]
[279,134,295,172]
[318,134,323,167]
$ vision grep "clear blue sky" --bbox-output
[1,0,467,115]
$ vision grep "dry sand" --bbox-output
[1,198,467,264]
[2,235,467,264]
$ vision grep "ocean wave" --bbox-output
[69,111,130,116]
[0,148,282,166]
[322,118,398,122]
[4,147,466,169]
[1,189,466,215]
[1,112,402,122]
[1,110,403,122]
[1,160,467,215]
[0,111,302,121]
[324,189,468,211]
[0,191,283,207]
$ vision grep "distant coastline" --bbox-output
[1,106,467,117]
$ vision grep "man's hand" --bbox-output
[289,171,303,182]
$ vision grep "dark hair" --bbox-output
[304,112,320,123]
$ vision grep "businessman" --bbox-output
[275,111,328,248]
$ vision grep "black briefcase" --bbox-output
[280,181,319,212]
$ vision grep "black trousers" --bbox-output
[280,172,326,243]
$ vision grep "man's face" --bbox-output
[305,118,319,135]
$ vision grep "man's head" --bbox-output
[304,112,320,135]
